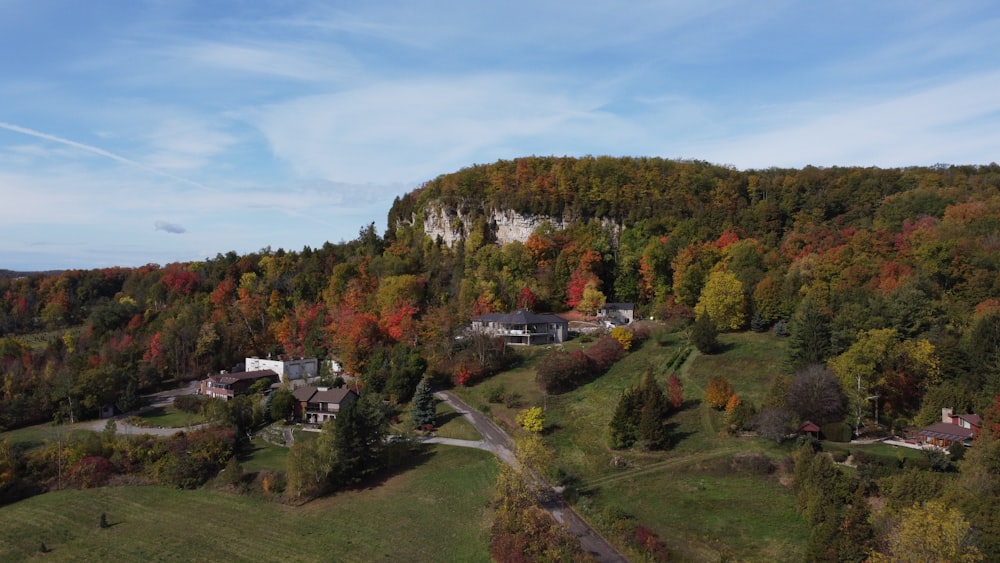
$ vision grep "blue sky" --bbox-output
[2,1,999,271]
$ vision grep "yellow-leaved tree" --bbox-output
[869,500,983,562]
[694,267,746,331]
[610,326,633,351]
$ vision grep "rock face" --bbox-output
[421,203,571,247]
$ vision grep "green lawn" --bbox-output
[1,422,96,451]
[240,436,290,473]
[456,329,808,561]
[0,445,497,562]
[433,401,482,441]
[133,404,205,428]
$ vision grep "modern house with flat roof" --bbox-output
[470,309,568,345]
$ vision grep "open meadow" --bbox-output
[457,329,810,561]
[0,445,497,562]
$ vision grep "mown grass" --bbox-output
[133,404,205,428]
[0,445,497,562]
[1,422,96,451]
[456,328,808,561]
[239,436,290,473]
[433,401,482,441]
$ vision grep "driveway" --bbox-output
[435,391,627,563]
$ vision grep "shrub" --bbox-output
[502,392,523,408]
[704,376,733,409]
[610,326,633,350]
[821,422,853,443]
[731,452,774,475]
[587,336,625,372]
[65,456,117,489]
[486,384,506,404]
[174,394,206,414]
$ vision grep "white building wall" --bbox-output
[245,357,319,384]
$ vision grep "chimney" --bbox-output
[942,407,954,424]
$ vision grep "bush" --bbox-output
[821,422,853,443]
[174,394,206,414]
[731,452,774,475]
[502,392,523,408]
[486,384,506,404]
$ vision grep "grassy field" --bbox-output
[456,329,808,561]
[1,421,96,451]
[132,404,206,428]
[0,445,498,562]
[433,401,482,441]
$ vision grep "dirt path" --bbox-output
[435,391,627,563]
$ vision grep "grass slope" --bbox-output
[0,445,497,562]
[458,330,808,561]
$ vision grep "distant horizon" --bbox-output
[4,2,1000,271]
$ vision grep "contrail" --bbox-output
[0,121,216,192]
[0,120,340,228]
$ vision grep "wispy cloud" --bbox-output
[154,220,186,234]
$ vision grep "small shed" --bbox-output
[798,420,821,438]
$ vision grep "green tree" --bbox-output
[410,379,436,429]
[269,388,295,422]
[691,312,719,354]
[331,394,388,485]
[787,298,831,370]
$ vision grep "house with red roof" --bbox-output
[915,407,982,449]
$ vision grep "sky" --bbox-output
[2,1,999,271]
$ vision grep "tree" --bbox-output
[869,500,983,563]
[694,268,746,330]
[269,388,295,422]
[667,373,684,409]
[609,373,672,450]
[516,406,544,433]
[610,326,633,351]
[704,376,733,409]
[691,312,719,354]
[410,379,436,429]
[331,394,388,485]
[787,298,832,369]
[787,364,847,426]
[577,280,606,315]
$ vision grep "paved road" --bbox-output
[86,380,204,437]
[435,391,628,563]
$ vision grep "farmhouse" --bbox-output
[915,407,982,449]
[201,370,280,401]
[293,385,359,425]
[599,303,636,325]
[470,309,568,346]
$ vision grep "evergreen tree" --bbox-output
[637,376,671,449]
[332,395,388,485]
[410,378,436,429]
[691,312,719,354]
[608,386,642,449]
[788,298,832,369]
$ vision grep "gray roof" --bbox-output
[472,309,566,324]
[293,385,357,404]
[602,303,635,311]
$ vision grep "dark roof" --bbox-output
[602,303,635,311]
[293,385,357,404]
[917,422,975,441]
[955,413,982,427]
[472,309,566,324]
[210,369,278,385]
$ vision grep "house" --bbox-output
[599,303,636,325]
[470,309,569,345]
[915,407,982,449]
[201,369,280,401]
[245,355,318,386]
[292,385,359,425]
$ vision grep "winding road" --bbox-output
[435,391,628,563]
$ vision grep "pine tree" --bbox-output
[788,298,832,369]
[410,379,436,429]
[637,376,671,449]
[608,386,642,449]
[691,312,719,354]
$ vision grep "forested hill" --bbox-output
[2,157,1000,435]
[390,156,1000,248]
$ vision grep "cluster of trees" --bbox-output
[2,158,999,438]
[284,394,395,499]
[489,435,582,560]
[0,423,236,505]
[536,326,649,395]
[790,396,1000,561]
[608,373,675,450]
